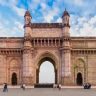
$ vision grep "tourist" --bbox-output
[83,83,91,89]
[53,83,57,88]
[57,84,61,90]
[21,83,25,90]
[58,84,61,90]
[3,83,8,92]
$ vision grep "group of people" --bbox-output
[3,83,26,92]
[83,83,91,89]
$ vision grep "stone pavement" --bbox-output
[0,87,96,96]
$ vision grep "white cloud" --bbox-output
[72,0,84,6]
[43,7,59,23]
[29,0,41,10]
[0,0,17,6]
[70,14,96,36]
[0,0,25,37]
[15,21,23,32]
[44,15,53,23]
[0,13,24,37]
[89,16,96,25]
[64,0,84,6]
[56,17,62,23]
[12,6,26,17]
[40,2,47,9]
[0,0,25,17]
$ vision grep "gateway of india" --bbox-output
[0,10,96,86]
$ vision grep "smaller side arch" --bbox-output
[76,72,83,85]
[11,72,17,85]
[73,58,86,85]
[8,58,21,85]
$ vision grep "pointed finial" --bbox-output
[62,9,70,18]
[24,10,32,18]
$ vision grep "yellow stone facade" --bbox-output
[0,10,96,85]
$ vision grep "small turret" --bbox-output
[62,9,70,37]
[24,10,32,26]
[24,10,32,38]
[62,9,70,27]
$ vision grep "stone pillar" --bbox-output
[23,40,34,85]
[61,49,71,85]
[61,38,71,85]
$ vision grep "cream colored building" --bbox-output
[0,10,96,86]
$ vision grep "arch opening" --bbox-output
[11,72,17,85]
[39,61,55,84]
[36,57,57,84]
[76,72,83,85]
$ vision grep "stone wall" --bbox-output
[0,38,23,48]
[0,38,23,85]
[0,55,6,84]
[31,28,62,37]
[71,37,96,85]
[71,37,96,48]
[87,54,96,85]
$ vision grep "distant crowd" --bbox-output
[2,82,91,92]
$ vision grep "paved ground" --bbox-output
[0,88,96,96]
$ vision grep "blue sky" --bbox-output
[0,0,96,37]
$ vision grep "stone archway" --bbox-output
[36,57,57,84]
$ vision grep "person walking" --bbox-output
[57,84,61,90]
[21,83,25,90]
[3,83,8,92]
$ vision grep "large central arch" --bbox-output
[36,56,57,84]
[39,61,55,83]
